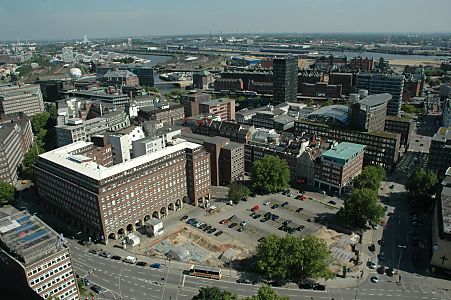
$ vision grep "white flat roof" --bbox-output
[39,139,201,181]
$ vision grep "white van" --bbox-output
[124,256,137,264]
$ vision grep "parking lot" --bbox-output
[179,188,344,251]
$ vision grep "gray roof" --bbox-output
[104,69,137,78]
[200,98,234,107]
[359,93,392,107]
[274,115,296,125]
[306,105,350,125]
[222,141,243,150]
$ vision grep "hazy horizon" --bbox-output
[1,0,451,41]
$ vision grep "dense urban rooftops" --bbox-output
[0,206,62,266]
[321,142,365,166]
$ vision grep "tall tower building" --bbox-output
[356,73,405,116]
[273,56,298,103]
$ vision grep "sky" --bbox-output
[1,0,451,41]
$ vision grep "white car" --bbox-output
[371,276,379,283]
[263,201,271,206]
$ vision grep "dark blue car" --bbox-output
[149,263,161,269]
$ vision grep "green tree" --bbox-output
[405,168,437,207]
[256,235,334,281]
[352,166,386,192]
[251,156,290,194]
[192,287,238,300]
[22,145,43,178]
[228,181,250,202]
[306,99,315,107]
[402,104,416,114]
[145,86,160,94]
[338,188,385,227]
[244,285,289,300]
[324,99,333,106]
[31,112,50,133]
[0,181,16,205]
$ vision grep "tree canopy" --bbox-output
[352,166,386,192]
[31,112,50,133]
[406,168,437,208]
[192,287,237,300]
[338,188,385,227]
[256,235,334,281]
[324,99,334,106]
[244,286,288,300]
[228,181,250,202]
[251,155,290,194]
[0,182,16,206]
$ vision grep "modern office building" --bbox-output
[199,98,236,121]
[273,57,298,103]
[428,127,451,178]
[106,126,145,164]
[299,82,342,98]
[295,120,400,171]
[180,92,211,118]
[314,142,365,195]
[350,93,390,132]
[63,90,131,108]
[384,116,415,147]
[0,83,44,117]
[0,113,33,184]
[34,140,211,243]
[443,98,451,128]
[356,73,405,116]
[0,206,80,300]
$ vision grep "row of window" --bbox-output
[27,253,69,276]
[30,261,72,286]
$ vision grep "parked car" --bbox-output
[371,276,379,283]
[296,225,305,231]
[328,200,337,205]
[296,207,304,212]
[377,239,385,246]
[237,227,245,232]
[214,231,223,236]
[208,228,217,234]
[369,244,376,252]
[136,261,147,267]
[229,223,238,228]
[271,204,279,209]
[91,285,102,294]
[237,278,251,284]
[260,217,270,223]
[378,252,385,261]
[111,255,121,260]
[264,212,272,218]
[263,201,271,206]
[219,219,229,224]
[240,220,249,227]
[287,193,293,197]
[251,205,260,212]
[252,214,261,219]
[377,265,385,274]
[99,251,111,258]
[89,249,100,255]
[83,278,90,286]
[271,214,279,221]
[386,266,394,276]
[149,263,161,269]
[282,220,291,226]
[258,237,265,242]
[281,202,289,207]
[180,215,188,221]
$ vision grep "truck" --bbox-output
[124,256,137,264]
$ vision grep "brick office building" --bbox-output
[199,98,236,121]
[180,92,211,117]
[137,104,185,126]
[34,140,211,244]
[329,73,353,95]
[314,142,365,195]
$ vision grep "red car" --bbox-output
[251,205,260,212]
[219,219,229,224]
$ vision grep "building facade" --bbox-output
[0,206,80,300]
[101,70,139,87]
[384,116,415,147]
[428,127,451,178]
[180,92,211,118]
[193,70,213,90]
[295,120,400,171]
[314,142,365,195]
[273,57,298,103]
[214,78,243,91]
[34,140,211,244]
[0,84,45,117]
[199,98,236,121]
[356,73,405,116]
[328,73,353,95]
[0,114,33,184]
[138,105,185,126]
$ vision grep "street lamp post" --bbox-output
[397,245,407,282]
[354,269,364,300]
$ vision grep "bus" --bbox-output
[188,265,222,280]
